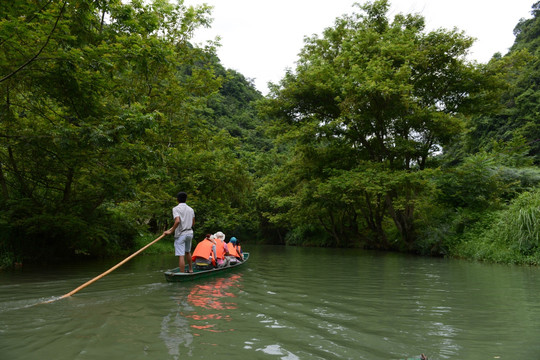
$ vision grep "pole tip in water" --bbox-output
[39,295,68,305]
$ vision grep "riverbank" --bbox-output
[3,187,540,271]
[446,189,540,265]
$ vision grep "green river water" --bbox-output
[1,244,539,359]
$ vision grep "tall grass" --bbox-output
[514,207,540,252]
[450,188,540,264]
[493,189,540,255]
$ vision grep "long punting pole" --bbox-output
[54,234,166,301]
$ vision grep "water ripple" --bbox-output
[2,248,540,359]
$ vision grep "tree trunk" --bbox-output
[359,191,389,249]
[8,146,30,197]
[318,211,340,247]
[0,162,9,201]
[385,193,416,248]
[62,167,74,203]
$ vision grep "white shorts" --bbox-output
[174,232,193,256]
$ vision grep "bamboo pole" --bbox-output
[55,234,166,301]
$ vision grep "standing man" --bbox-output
[163,192,195,273]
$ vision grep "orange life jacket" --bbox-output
[215,238,227,260]
[227,242,241,259]
[192,238,216,266]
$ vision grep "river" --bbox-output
[1,244,539,359]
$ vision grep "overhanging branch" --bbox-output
[0,1,67,83]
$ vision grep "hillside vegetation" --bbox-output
[1,0,539,267]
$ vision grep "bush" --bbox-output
[133,233,171,255]
[414,204,485,257]
[284,224,330,247]
[0,200,139,263]
[449,188,540,264]
[435,153,507,210]
[501,190,540,253]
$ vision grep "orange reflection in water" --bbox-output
[181,274,243,334]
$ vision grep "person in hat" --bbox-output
[213,231,230,267]
[227,236,243,263]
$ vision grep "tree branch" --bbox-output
[0,0,55,48]
[0,1,67,83]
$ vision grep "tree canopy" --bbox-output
[0,0,258,263]
[1,0,539,267]
[257,0,513,249]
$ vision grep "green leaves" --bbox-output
[0,0,241,261]
[259,0,489,248]
[451,188,540,264]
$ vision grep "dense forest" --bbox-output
[0,0,539,268]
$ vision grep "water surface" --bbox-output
[1,245,539,359]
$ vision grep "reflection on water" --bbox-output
[256,344,300,359]
[187,274,241,311]
[2,246,540,359]
[160,311,193,358]
[160,274,243,359]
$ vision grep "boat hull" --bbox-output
[164,252,249,282]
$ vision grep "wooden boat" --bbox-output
[164,253,250,282]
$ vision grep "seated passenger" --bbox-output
[235,238,243,258]
[213,231,230,268]
[226,237,243,264]
[191,234,217,270]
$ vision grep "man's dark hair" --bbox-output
[176,192,188,203]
